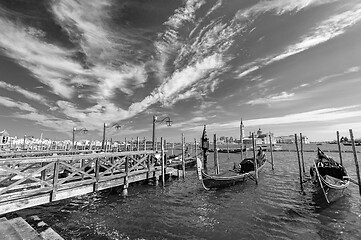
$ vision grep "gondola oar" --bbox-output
[313,159,330,203]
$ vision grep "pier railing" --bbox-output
[0,150,164,214]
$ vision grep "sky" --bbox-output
[0,0,361,143]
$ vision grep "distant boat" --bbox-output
[310,148,350,203]
[167,155,197,170]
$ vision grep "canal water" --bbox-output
[15,144,361,240]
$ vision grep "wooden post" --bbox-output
[137,137,139,151]
[336,131,343,165]
[349,129,361,195]
[81,159,85,180]
[123,156,129,196]
[94,157,100,191]
[295,134,303,192]
[155,138,158,151]
[300,133,305,174]
[124,137,127,151]
[240,120,244,161]
[226,137,230,161]
[195,138,198,160]
[252,133,258,184]
[51,159,60,201]
[182,133,185,178]
[131,138,134,151]
[144,137,147,151]
[41,162,46,188]
[269,135,274,170]
[214,134,219,174]
[161,137,165,186]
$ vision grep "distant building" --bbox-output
[242,128,276,145]
[0,130,9,145]
[275,135,309,144]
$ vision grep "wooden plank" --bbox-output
[8,217,43,240]
[0,150,156,164]
[0,187,52,203]
[98,178,125,190]
[0,194,51,215]
[40,228,64,240]
[55,185,94,201]
[0,217,23,240]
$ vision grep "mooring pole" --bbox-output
[195,138,198,159]
[214,134,219,174]
[336,131,343,165]
[269,135,274,170]
[161,137,165,186]
[295,134,303,192]
[300,133,305,174]
[201,125,209,173]
[226,137,230,161]
[252,133,258,184]
[349,129,361,195]
[240,120,244,160]
[182,133,186,178]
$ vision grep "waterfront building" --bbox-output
[275,135,310,144]
[0,130,9,146]
[242,128,276,145]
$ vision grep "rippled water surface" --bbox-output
[16,145,361,240]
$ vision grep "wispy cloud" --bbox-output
[51,0,114,63]
[186,105,361,134]
[129,53,225,113]
[246,92,296,105]
[264,4,361,65]
[245,106,361,126]
[237,3,361,79]
[51,0,150,98]
[164,0,206,28]
[0,17,82,99]
[0,81,49,105]
[0,96,38,112]
[237,0,339,19]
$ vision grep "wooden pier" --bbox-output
[0,150,182,215]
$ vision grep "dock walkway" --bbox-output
[0,150,182,215]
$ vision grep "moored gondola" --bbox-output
[310,148,350,203]
[196,151,267,190]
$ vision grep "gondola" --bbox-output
[310,148,350,203]
[168,156,197,170]
[196,153,267,190]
